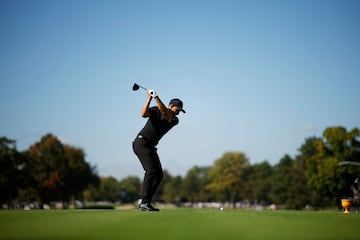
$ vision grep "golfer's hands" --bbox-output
[147,89,158,98]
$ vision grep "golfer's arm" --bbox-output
[154,96,172,122]
[140,96,152,117]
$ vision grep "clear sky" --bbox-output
[1,0,359,180]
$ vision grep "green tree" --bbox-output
[269,155,294,207]
[244,161,272,204]
[162,175,183,203]
[323,127,360,161]
[207,152,250,204]
[269,153,311,209]
[182,166,212,202]
[118,176,141,203]
[306,127,360,207]
[94,176,120,202]
[63,145,99,201]
[268,137,319,209]
[0,137,25,205]
[289,156,312,209]
[296,137,322,207]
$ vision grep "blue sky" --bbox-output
[1,0,359,180]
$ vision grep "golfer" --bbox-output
[133,88,185,211]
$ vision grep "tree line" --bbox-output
[1,126,360,209]
[0,134,99,208]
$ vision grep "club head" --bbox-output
[132,83,140,91]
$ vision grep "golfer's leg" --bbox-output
[141,151,163,203]
[133,140,162,203]
[147,153,163,202]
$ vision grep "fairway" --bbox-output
[1,208,359,240]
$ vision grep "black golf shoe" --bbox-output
[139,202,160,212]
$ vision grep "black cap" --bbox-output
[169,98,186,113]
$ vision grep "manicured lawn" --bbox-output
[1,208,359,240]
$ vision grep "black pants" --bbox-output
[132,137,163,203]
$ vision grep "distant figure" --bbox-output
[350,178,360,212]
[120,188,127,203]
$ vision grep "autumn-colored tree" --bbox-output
[26,133,99,205]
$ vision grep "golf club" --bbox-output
[132,83,147,91]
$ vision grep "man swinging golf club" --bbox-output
[132,86,185,211]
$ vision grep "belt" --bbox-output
[137,135,147,141]
[136,135,156,147]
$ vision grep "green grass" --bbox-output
[1,208,359,240]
